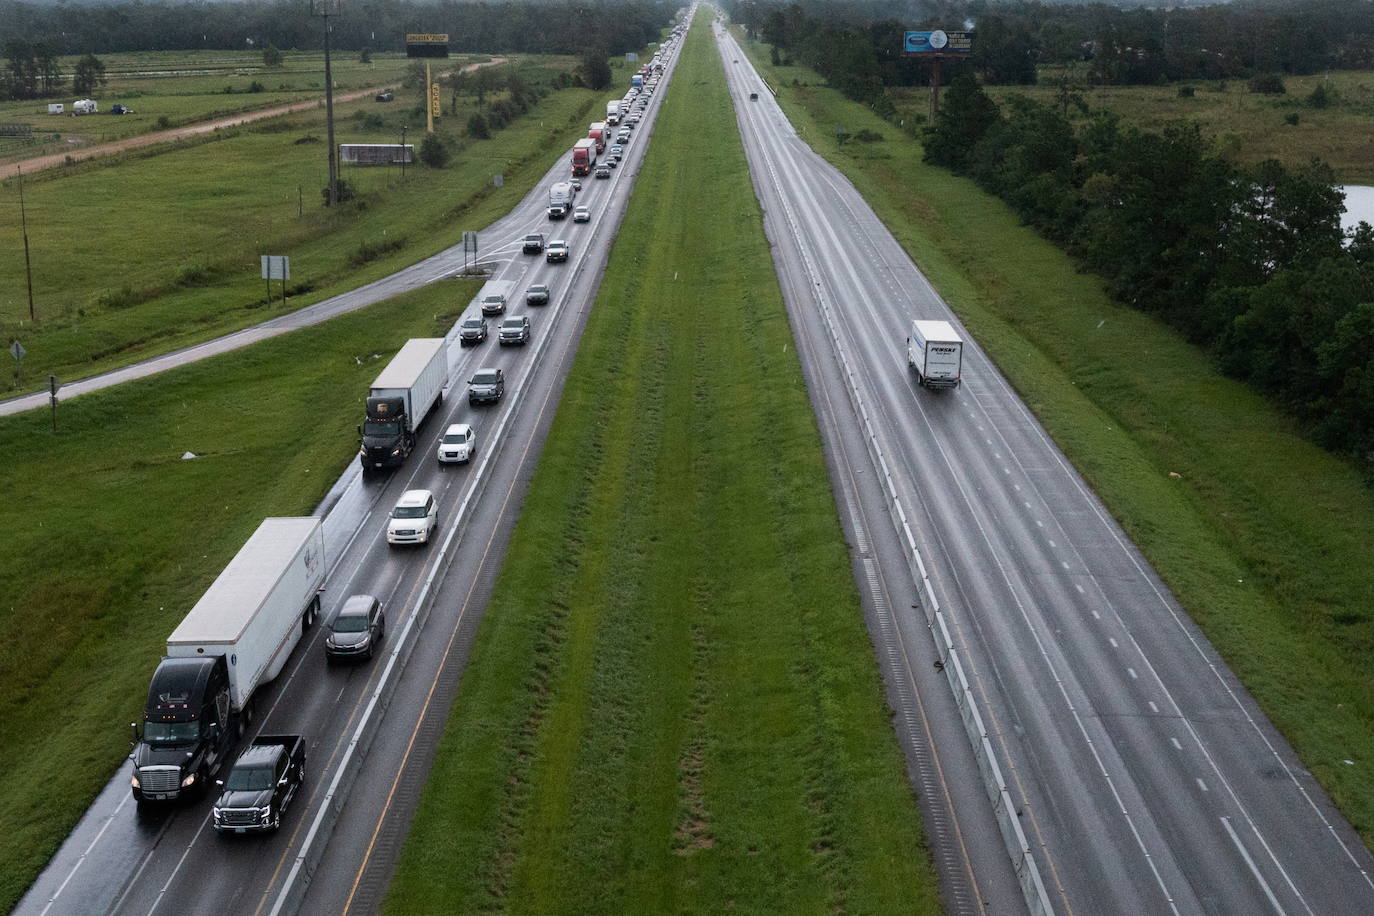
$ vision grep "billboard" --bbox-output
[406,33,449,58]
[339,143,414,165]
[904,30,974,55]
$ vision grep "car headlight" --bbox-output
[130,773,141,789]
[181,772,197,788]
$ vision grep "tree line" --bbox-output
[924,79,1374,464]
[726,0,1374,104]
[0,0,670,59]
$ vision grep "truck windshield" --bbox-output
[143,721,200,746]
[225,765,275,792]
[364,420,401,437]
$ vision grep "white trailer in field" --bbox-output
[907,320,964,390]
[72,99,97,114]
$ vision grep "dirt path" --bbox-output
[7,56,508,176]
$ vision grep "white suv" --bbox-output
[436,423,475,464]
[387,489,438,545]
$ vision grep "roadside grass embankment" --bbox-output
[385,14,940,915]
[0,279,475,913]
[0,61,595,398]
[738,34,1374,847]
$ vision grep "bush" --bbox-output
[419,133,448,167]
[248,81,264,93]
[1285,112,1300,126]
[1307,83,1335,108]
[359,47,372,64]
[467,113,490,139]
[1248,73,1286,95]
[347,235,406,267]
[263,44,283,68]
[1177,86,1195,98]
[359,113,384,131]
[321,177,355,206]
[156,115,171,129]
[855,128,885,142]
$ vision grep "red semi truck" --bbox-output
[588,121,608,154]
[571,137,596,177]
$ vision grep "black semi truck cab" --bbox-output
[359,395,413,468]
[130,656,235,803]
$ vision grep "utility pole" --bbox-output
[17,166,35,322]
[315,0,342,206]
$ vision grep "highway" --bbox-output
[713,18,1374,916]
[14,28,686,916]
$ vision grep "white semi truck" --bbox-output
[907,320,964,389]
[131,518,326,803]
[548,180,575,219]
[359,338,449,470]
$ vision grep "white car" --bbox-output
[572,205,591,223]
[437,423,476,464]
[387,489,438,545]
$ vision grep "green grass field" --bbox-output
[385,14,940,914]
[0,59,597,396]
[740,34,1374,848]
[0,279,475,913]
[0,50,418,160]
[891,67,1374,183]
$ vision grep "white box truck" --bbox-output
[907,320,964,390]
[131,518,325,803]
[359,338,448,469]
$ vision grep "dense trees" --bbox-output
[924,83,1374,464]
[0,0,671,60]
[71,54,107,95]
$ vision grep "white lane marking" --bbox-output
[38,791,133,915]
[145,818,212,916]
[1049,539,1057,548]
[1091,610,1102,620]
[1221,816,1288,915]
[1075,583,1085,594]
[1128,668,1138,680]
[1035,519,1044,528]
[1197,779,1209,793]
[1148,702,1159,714]
[1109,638,1119,649]
[1171,738,1183,750]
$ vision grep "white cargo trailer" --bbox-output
[166,517,326,712]
[907,320,964,390]
[72,98,97,115]
[359,338,449,469]
[369,338,447,430]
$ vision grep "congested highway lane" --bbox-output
[16,26,687,916]
[714,19,1374,916]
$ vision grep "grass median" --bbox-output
[737,34,1374,847]
[0,279,475,912]
[385,13,940,915]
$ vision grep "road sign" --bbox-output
[261,256,290,280]
[429,82,441,118]
[493,174,504,187]
[9,340,25,362]
[464,231,478,255]
[48,374,59,397]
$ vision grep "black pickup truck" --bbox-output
[211,734,306,834]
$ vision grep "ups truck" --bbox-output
[130,519,325,804]
[359,338,448,470]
